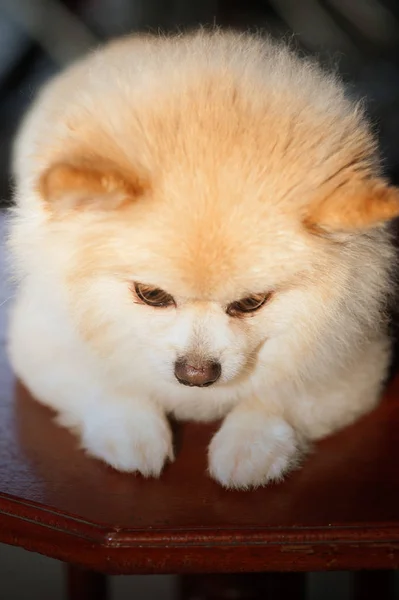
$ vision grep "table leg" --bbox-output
[66,564,108,600]
[179,573,306,599]
[353,570,395,600]
[267,573,307,599]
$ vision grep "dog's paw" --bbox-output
[208,411,301,489]
[79,403,173,476]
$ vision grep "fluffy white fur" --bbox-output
[7,30,399,489]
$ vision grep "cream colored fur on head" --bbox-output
[7,30,399,489]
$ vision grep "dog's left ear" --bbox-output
[39,161,148,213]
[305,179,399,232]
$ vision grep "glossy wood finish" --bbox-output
[1,213,399,575]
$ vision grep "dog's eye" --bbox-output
[134,283,175,308]
[226,293,272,317]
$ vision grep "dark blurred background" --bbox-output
[1,0,399,208]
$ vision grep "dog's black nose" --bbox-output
[174,358,221,387]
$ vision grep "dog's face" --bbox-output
[37,77,399,392]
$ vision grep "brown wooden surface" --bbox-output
[1,213,399,574]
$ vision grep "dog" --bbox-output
[7,30,399,489]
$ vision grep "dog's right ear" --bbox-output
[305,178,399,233]
[39,161,149,214]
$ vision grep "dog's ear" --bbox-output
[305,179,399,233]
[39,161,148,213]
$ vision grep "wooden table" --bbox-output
[1,212,399,599]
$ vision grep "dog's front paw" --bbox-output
[208,411,301,489]
[79,403,173,476]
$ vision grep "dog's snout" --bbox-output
[174,358,221,387]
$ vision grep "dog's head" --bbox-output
[36,57,399,392]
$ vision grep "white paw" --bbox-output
[208,411,301,489]
[77,403,173,476]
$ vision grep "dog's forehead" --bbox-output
[131,200,311,300]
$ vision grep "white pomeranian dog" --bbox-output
[7,31,399,488]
